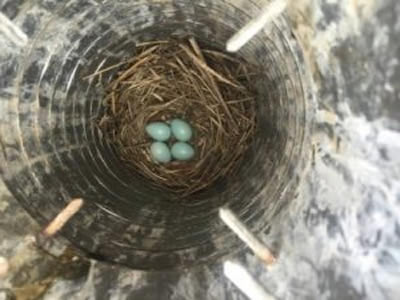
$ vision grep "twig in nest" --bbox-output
[91,38,259,197]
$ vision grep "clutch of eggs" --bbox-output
[146,119,195,163]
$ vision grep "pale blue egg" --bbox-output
[171,142,195,161]
[150,142,172,163]
[146,122,171,142]
[171,119,193,142]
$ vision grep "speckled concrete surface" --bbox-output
[0,0,400,299]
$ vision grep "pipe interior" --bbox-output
[8,0,308,269]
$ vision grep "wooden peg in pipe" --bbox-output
[226,0,288,52]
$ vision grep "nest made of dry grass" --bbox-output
[93,38,258,197]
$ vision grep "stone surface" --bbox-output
[1,0,400,299]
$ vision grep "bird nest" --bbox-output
[95,38,259,197]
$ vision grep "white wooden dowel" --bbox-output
[224,260,275,300]
[219,207,276,265]
[43,198,84,237]
[0,256,9,278]
[226,0,288,52]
